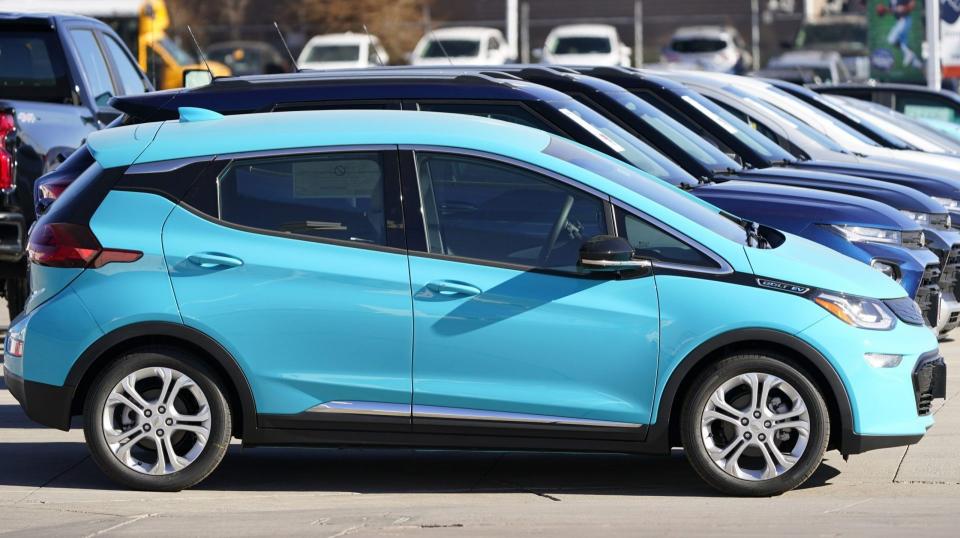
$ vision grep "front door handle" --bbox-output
[426,280,482,297]
[187,252,244,268]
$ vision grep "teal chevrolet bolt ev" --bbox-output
[4,108,946,495]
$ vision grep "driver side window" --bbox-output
[415,152,606,268]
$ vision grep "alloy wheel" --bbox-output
[101,367,212,475]
[700,372,811,481]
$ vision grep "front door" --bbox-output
[404,149,660,432]
[162,148,414,423]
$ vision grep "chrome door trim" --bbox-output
[307,401,411,417]
[412,405,644,429]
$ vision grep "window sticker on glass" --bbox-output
[558,108,626,153]
[681,95,739,134]
[291,158,381,198]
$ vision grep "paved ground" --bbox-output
[0,305,958,536]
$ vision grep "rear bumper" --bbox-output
[3,366,74,431]
[0,211,25,263]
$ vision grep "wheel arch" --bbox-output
[66,321,258,439]
[645,328,855,455]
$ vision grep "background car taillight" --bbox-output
[0,111,15,192]
[27,222,142,269]
[37,177,72,202]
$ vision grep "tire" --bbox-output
[5,277,27,320]
[83,347,232,491]
[680,353,830,497]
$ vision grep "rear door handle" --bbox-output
[426,280,482,297]
[187,252,244,268]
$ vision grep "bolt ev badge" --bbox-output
[756,278,810,295]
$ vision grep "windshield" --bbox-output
[666,88,796,162]
[796,23,867,48]
[548,99,695,187]
[552,36,612,54]
[422,39,480,58]
[0,29,72,103]
[609,91,741,172]
[745,84,880,150]
[306,44,360,63]
[670,38,726,53]
[158,36,196,65]
[543,136,750,245]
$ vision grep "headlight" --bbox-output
[813,292,896,330]
[932,196,960,210]
[830,225,901,244]
[870,260,900,282]
[901,210,933,226]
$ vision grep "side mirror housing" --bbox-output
[532,48,543,61]
[578,235,651,271]
[183,69,213,89]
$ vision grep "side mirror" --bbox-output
[183,69,213,89]
[532,48,543,61]
[578,235,652,271]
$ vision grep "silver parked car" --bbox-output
[661,25,752,74]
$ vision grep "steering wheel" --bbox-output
[539,194,575,266]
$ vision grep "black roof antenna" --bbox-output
[274,22,301,72]
[429,28,454,66]
[362,24,384,66]
[186,25,214,80]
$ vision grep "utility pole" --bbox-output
[751,0,761,70]
[507,0,519,61]
[520,1,531,63]
[927,0,942,89]
[634,0,643,67]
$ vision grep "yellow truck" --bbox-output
[0,0,230,89]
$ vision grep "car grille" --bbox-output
[915,264,942,327]
[902,230,926,249]
[913,354,947,416]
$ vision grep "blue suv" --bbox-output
[5,109,945,496]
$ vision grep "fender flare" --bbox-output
[65,321,258,437]
[644,328,855,454]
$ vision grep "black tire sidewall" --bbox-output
[681,354,830,497]
[83,348,232,491]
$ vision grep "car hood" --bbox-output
[793,160,960,200]
[745,232,908,299]
[694,180,920,232]
[732,167,944,213]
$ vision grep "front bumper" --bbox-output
[3,366,74,431]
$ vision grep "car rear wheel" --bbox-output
[83,347,232,491]
[681,353,829,496]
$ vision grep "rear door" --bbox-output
[162,147,415,425]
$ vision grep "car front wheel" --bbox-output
[681,353,830,496]
[83,347,232,491]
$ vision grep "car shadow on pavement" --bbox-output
[0,440,842,497]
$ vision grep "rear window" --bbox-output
[552,37,612,54]
[422,39,480,58]
[670,38,726,53]
[0,29,72,103]
[305,44,360,63]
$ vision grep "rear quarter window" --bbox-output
[0,28,72,103]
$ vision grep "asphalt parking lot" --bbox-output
[0,305,958,537]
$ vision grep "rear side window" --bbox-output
[216,152,397,246]
[102,35,148,95]
[0,29,72,103]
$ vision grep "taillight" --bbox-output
[38,177,72,201]
[0,111,15,191]
[27,222,142,269]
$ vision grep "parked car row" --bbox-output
[2,14,950,498]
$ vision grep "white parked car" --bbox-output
[539,24,631,67]
[411,27,513,66]
[661,25,752,74]
[298,33,389,70]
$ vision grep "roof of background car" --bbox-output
[670,26,736,39]
[545,24,619,38]
[426,27,505,39]
[0,11,113,27]
[302,33,370,45]
[109,72,571,119]
[87,109,555,169]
